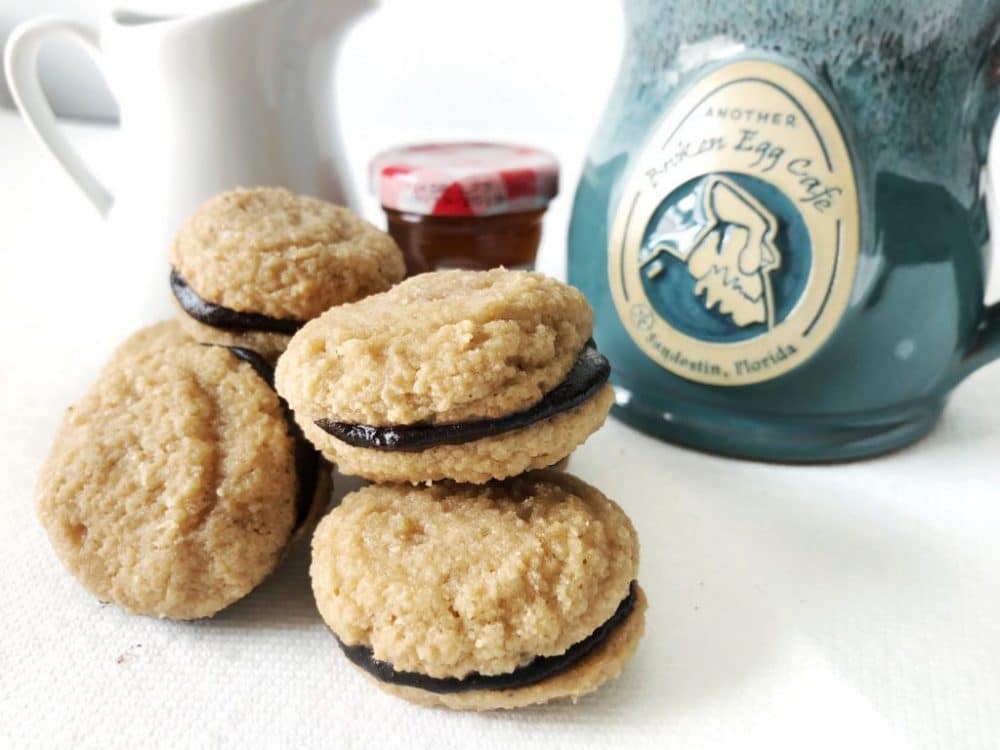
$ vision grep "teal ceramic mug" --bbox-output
[568,0,1000,461]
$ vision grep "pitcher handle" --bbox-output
[4,17,114,216]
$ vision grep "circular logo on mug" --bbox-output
[609,59,860,386]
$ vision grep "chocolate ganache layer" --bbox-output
[171,269,304,335]
[315,341,611,451]
[222,346,321,528]
[335,582,637,694]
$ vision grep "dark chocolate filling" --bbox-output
[220,346,320,528]
[171,269,305,335]
[334,582,637,695]
[315,341,611,451]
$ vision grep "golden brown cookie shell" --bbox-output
[37,328,300,619]
[275,269,594,426]
[170,187,405,320]
[310,469,639,679]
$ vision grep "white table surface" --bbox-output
[3,110,1000,750]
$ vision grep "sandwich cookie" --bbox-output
[310,471,645,710]
[169,187,406,361]
[37,322,330,620]
[276,269,615,483]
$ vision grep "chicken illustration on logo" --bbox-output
[641,175,782,329]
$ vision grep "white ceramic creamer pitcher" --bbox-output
[4,0,369,319]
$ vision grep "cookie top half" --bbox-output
[310,471,638,679]
[37,327,300,619]
[276,269,593,425]
[169,187,405,321]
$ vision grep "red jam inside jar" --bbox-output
[370,142,559,276]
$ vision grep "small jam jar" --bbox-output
[369,143,559,275]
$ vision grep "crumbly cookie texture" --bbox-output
[37,331,299,620]
[310,470,639,680]
[170,187,405,320]
[373,586,646,710]
[275,269,594,426]
[103,319,193,370]
[299,384,614,484]
[173,300,291,364]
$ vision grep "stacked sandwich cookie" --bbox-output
[276,269,646,709]
[275,269,616,483]
[35,196,644,710]
[310,473,645,710]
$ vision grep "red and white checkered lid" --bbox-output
[369,142,559,217]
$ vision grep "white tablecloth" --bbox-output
[2,112,1000,749]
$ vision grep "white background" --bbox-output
[0,0,625,279]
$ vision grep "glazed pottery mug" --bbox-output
[569,0,1000,461]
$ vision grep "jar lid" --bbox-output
[369,142,559,217]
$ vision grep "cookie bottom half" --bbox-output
[174,302,292,364]
[300,384,615,484]
[355,584,646,710]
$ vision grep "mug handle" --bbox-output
[949,43,1000,387]
[4,17,114,216]
[956,214,1000,381]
